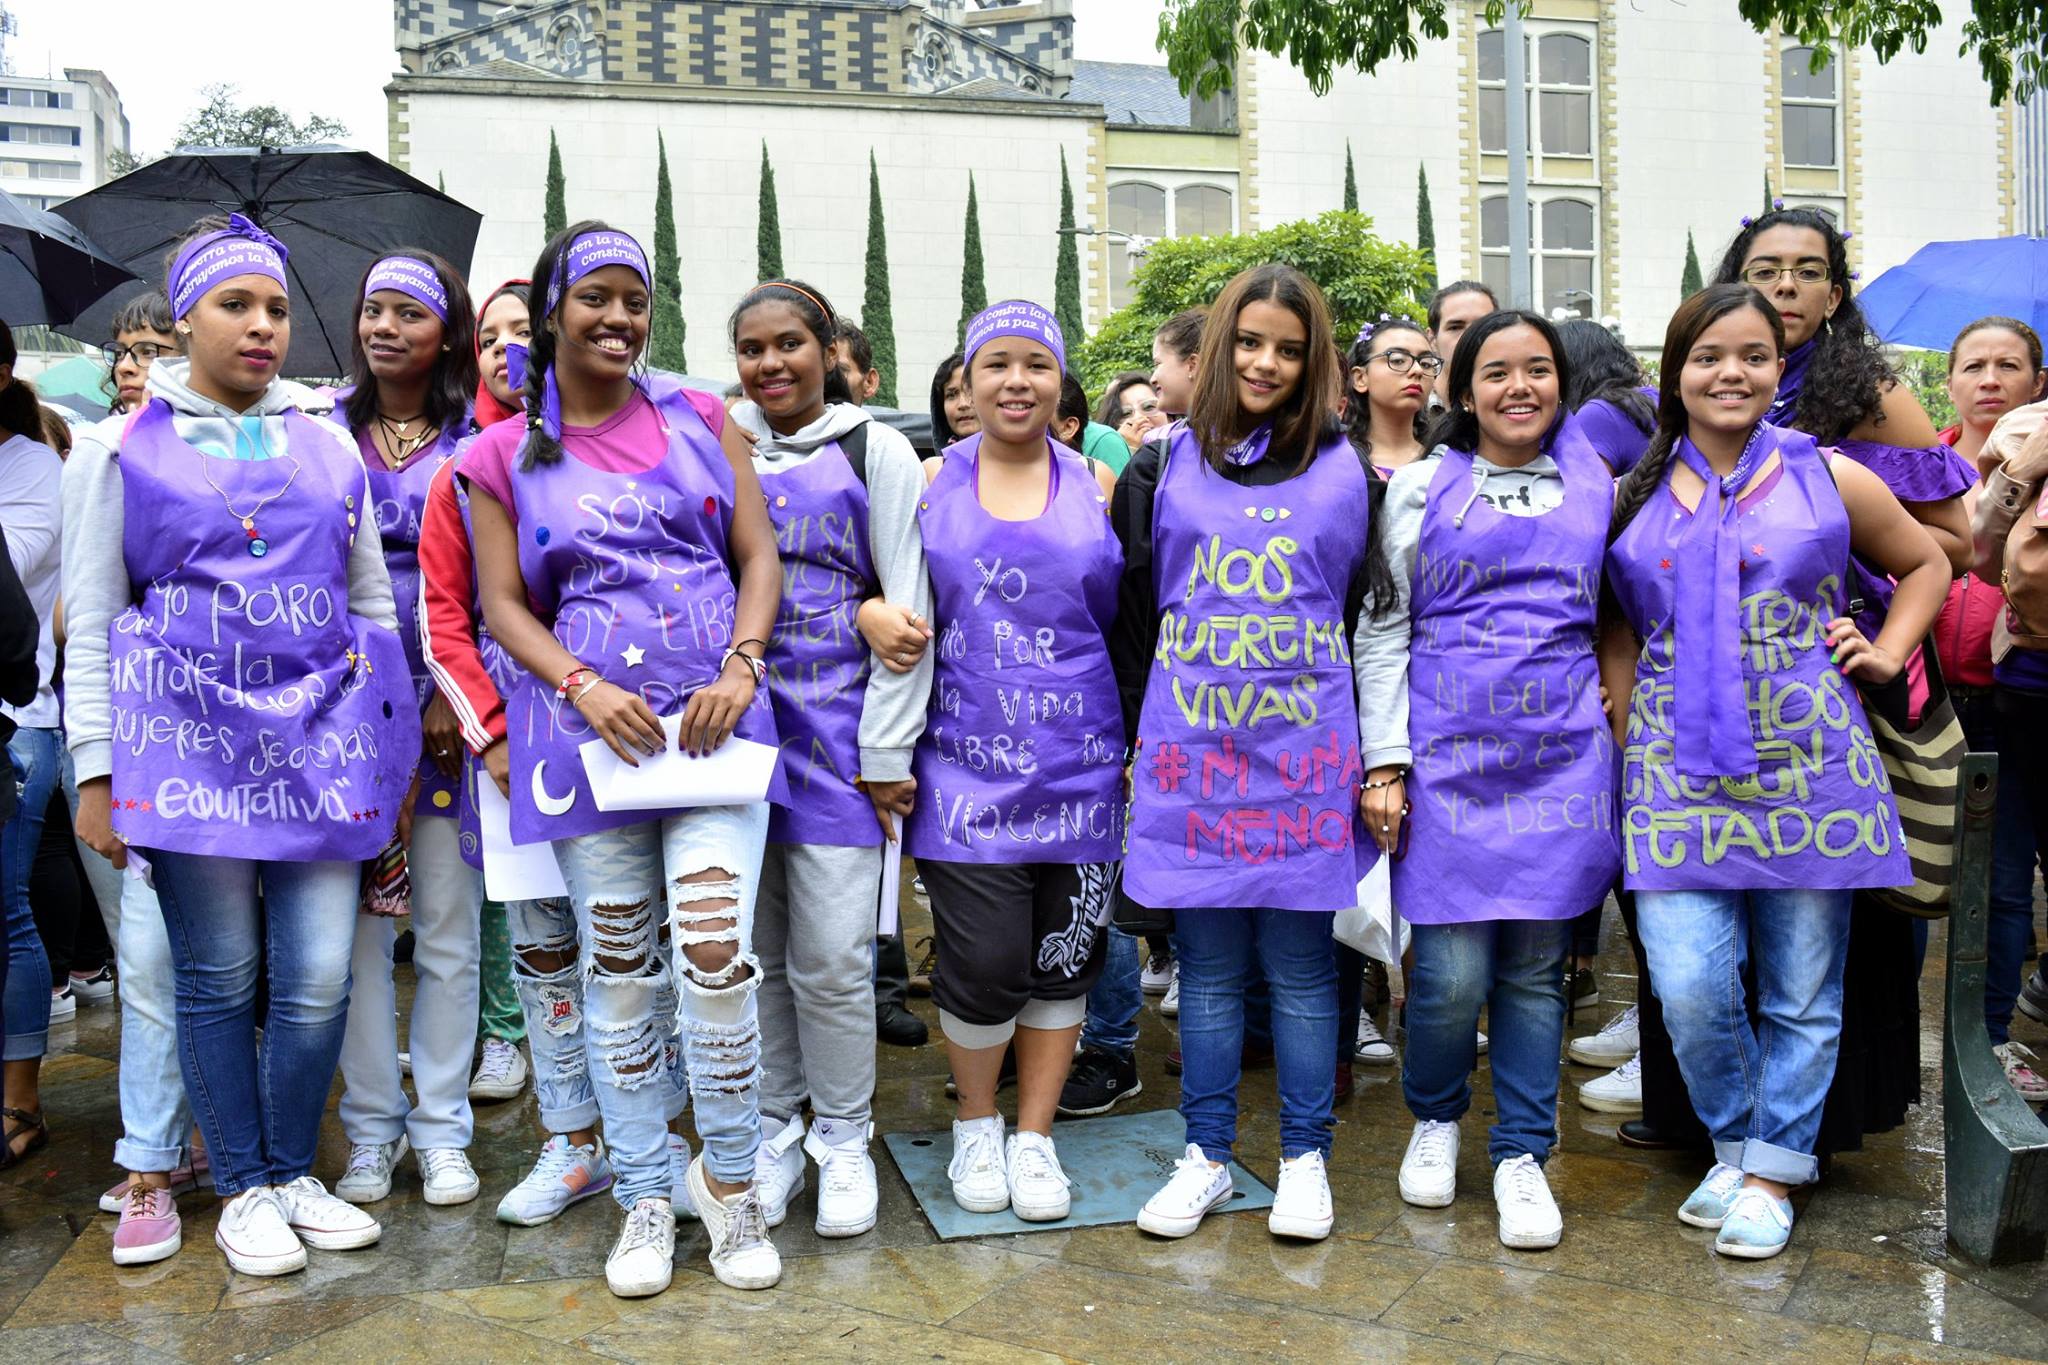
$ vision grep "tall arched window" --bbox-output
[1782,46,1838,168]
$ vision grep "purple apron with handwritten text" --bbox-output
[503,390,785,846]
[360,421,467,820]
[758,442,881,847]
[1396,437,1620,922]
[441,460,528,869]
[903,437,1124,864]
[1126,428,1373,911]
[1606,430,1910,890]
[107,400,418,860]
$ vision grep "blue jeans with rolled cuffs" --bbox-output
[552,802,769,1206]
[1079,926,1142,1059]
[148,852,359,1197]
[1175,907,1337,1163]
[1403,918,1570,1165]
[3,728,59,1061]
[1636,886,1852,1186]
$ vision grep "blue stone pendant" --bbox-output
[249,538,269,557]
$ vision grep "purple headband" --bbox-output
[544,229,650,315]
[364,255,449,321]
[964,299,1065,373]
[169,213,289,319]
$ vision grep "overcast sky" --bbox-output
[8,0,1171,159]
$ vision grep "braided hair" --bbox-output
[519,219,651,471]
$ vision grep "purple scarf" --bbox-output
[1671,423,1773,777]
[1223,422,1272,467]
[1764,338,1817,428]
[364,255,449,320]
[169,213,289,319]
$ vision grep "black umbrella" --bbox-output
[0,189,136,326]
[54,145,482,379]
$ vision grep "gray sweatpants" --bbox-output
[755,841,882,1125]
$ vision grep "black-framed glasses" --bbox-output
[102,341,176,367]
[1740,263,1830,287]
[1368,347,1444,376]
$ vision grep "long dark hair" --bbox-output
[0,316,41,440]
[1344,316,1431,458]
[1558,319,1652,434]
[1711,206,1887,442]
[344,248,479,440]
[727,279,853,407]
[520,220,649,470]
[928,351,968,446]
[1187,262,1342,474]
[1429,309,1572,456]
[1607,283,1785,543]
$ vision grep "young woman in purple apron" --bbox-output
[464,222,787,1299]
[903,300,1122,1224]
[328,251,490,1211]
[1116,264,1379,1245]
[1599,283,1948,1259]
[63,215,415,1277]
[1358,310,1620,1252]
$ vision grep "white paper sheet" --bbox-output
[478,778,569,901]
[878,816,902,937]
[578,721,779,812]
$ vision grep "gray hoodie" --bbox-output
[60,359,399,783]
[731,400,932,783]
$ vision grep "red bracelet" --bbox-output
[557,665,594,698]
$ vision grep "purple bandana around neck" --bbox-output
[544,229,650,315]
[1765,338,1817,427]
[169,213,289,319]
[364,255,449,321]
[1670,422,1774,777]
[1224,422,1273,467]
[964,300,1066,373]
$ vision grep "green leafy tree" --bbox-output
[174,83,349,148]
[1343,142,1359,213]
[758,142,784,281]
[544,131,567,242]
[863,152,900,406]
[1054,148,1085,351]
[1414,163,1437,298]
[651,133,688,373]
[958,173,987,346]
[1155,1,2042,105]
[1074,210,1430,389]
[1897,350,1957,429]
[1681,230,1704,298]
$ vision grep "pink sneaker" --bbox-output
[112,1184,182,1265]
[100,1151,208,1214]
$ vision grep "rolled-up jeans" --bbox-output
[2,727,58,1060]
[1078,926,1141,1059]
[1636,886,1852,1186]
[553,802,769,1207]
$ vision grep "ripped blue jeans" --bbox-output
[552,803,769,1205]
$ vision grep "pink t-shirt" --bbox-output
[457,385,727,521]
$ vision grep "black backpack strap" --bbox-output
[840,420,870,488]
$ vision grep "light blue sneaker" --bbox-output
[1677,1162,1746,1229]
[1713,1187,1793,1259]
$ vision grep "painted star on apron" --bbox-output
[621,643,647,668]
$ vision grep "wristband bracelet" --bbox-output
[557,665,594,698]
[721,649,767,686]
[1362,770,1409,791]
[570,676,603,704]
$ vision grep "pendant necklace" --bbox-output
[375,411,438,466]
[199,455,303,558]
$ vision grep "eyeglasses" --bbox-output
[1740,263,1831,287]
[102,341,176,367]
[1368,348,1444,376]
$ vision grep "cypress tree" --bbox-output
[651,132,688,373]
[863,151,900,406]
[1054,148,1084,350]
[437,171,446,193]
[1762,170,1773,215]
[957,173,986,346]
[1414,163,1438,298]
[1343,142,1359,213]
[1680,229,1704,299]
[757,142,784,280]
[543,130,566,242]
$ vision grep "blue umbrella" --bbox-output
[1859,236,2048,351]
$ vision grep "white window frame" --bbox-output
[1781,43,1839,170]
[1479,191,1601,319]
[1106,168,1240,307]
[1477,23,1597,169]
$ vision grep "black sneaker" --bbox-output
[877,1000,929,1048]
[1565,967,1600,1010]
[2019,969,2048,1025]
[1057,1047,1142,1117]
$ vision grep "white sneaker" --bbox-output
[807,1122,879,1237]
[276,1175,382,1249]
[1269,1150,1334,1241]
[1354,1012,1397,1065]
[688,1156,782,1290]
[948,1114,1010,1213]
[335,1136,408,1204]
[1006,1130,1071,1222]
[754,1113,806,1228]
[1141,953,1174,995]
[468,1038,528,1101]
[604,1197,675,1298]
[1398,1119,1459,1208]
[1160,975,1181,1018]
[1493,1154,1562,1249]
[1577,1051,1643,1114]
[69,964,116,1002]
[498,1134,613,1226]
[47,985,76,1023]
[1136,1143,1232,1238]
[1994,1041,2048,1104]
[214,1187,305,1277]
[1567,1004,1641,1068]
[1476,1028,1489,1055]
[417,1147,481,1206]
[666,1133,699,1220]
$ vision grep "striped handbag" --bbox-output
[1857,644,1967,919]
